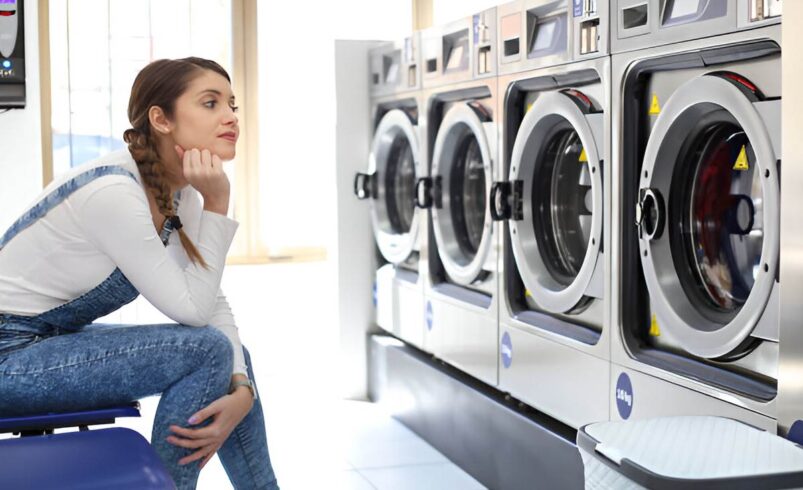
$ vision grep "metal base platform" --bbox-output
[368,334,585,489]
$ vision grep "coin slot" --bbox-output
[580,18,599,54]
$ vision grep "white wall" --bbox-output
[257,0,411,255]
[433,0,502,25]
[0,0,42,232]
[334,40,381,400]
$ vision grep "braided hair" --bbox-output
[123,57,232,269]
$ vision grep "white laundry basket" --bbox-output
[576,416,803,489]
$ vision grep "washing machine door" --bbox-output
[508,90,604,313]
[636,73,780,359]
[366,109,422,265]
[431,103,494,286]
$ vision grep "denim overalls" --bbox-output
[0,165,179,354]
[0,164,279,489]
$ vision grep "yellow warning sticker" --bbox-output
[526,102,533,113]
[649,94,661,116]
[525,289,532,298]
[649,314,661,337]
[579,148,588,163]
[733,145,749,171]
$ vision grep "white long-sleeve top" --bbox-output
[0,149,247,375]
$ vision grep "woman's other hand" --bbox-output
[175,145,230,215]
[166,388,254,469]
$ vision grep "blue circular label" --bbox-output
[615,372,634,420]
[425,301,433,331]
[372,281,377,307]
[501,331,513,368]
[1,60,10,69]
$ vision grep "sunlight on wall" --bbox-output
[433,0,503,25]
[257,0,412,254]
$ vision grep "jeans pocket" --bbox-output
[0,330,41,357]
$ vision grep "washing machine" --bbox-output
[488,0,611,429]
[414,8,499,386]
[610,0,782,430]
[354,34,427,349]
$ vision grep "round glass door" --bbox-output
[637,73,779,359]
[368,109,422,265]
[507,91,604,314]
[451,135,487,259]
[671,123,763,323]
[430,103,494,286]
[384,135,417,234]
[533,126,593,287]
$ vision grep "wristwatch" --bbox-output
[229,378,257,400]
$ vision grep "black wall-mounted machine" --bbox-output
[0,0,25,109]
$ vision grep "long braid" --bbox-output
[123,127,209,269]
[124,57,232,268]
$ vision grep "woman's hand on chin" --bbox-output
[175,144,231,215]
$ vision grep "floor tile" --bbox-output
[359,463,486,490]
[345,434,449,469]
[277,469,376,490]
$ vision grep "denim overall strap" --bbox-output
[0,165,179,338]
[0,166,138,250]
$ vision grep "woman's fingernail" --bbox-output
[188,416,198,424]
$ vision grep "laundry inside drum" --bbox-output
[450,132,487,260]
[673,122,764,321]
[532,126,593,287]
[384,133,417,234]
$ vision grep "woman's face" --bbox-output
[170,69,239,161]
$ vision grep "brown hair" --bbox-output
[123,57,231,269]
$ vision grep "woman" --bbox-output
[0,57,279,489]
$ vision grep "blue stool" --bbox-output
[0,402,175,489]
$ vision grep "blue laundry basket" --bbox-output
[0,402,175,489]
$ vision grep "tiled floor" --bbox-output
[115,260,485,489]
[267,400,485,490]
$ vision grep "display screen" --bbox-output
[532,20,556,52]
[527,14,566,60]
[0,0,18,65]
[383,52,400,85]
[668,0,700,20]
[445,45,465,71]
[0,0,16,14]
[443,29,469,73]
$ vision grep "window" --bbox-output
[48,0,233,177]
[43,0,267,261]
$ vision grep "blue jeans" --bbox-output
[0,323,279,490]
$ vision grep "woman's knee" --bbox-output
[186,326,234,370]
